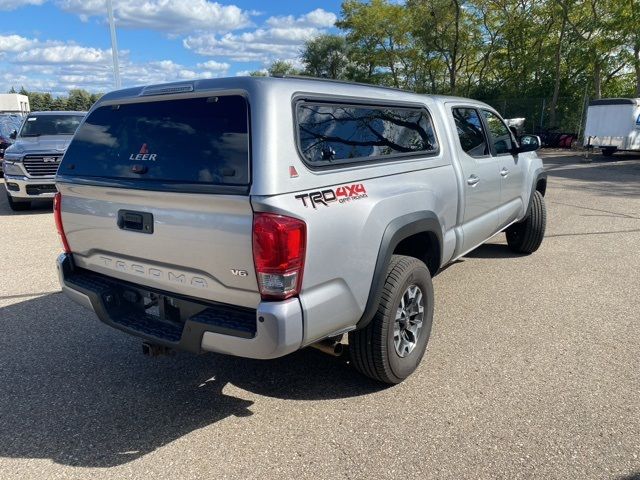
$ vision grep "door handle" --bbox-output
[467,175,480,186]
[117,210,154,234]
[500,168,510,177]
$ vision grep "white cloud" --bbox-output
[183,8,336,62]
[0,0,44,10]
[235,68,265,77]
[265,8,336,29]
[1,38,229,94]
[15,45,112,64]
[0,34,40,52]
[183,26,323,62]
[197,59,230,73]
[57,0,253,34]
[303,8,337,27]
[0,7,340,93]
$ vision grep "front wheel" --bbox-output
[349,255,434,384]
[506,190,546,254]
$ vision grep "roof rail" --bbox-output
[270,74,414,94]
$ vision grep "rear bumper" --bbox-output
[56,253,303,359]
[4,174,57,199]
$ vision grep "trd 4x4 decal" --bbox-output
[295,183,368,209]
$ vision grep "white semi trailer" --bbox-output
[584,98,640,156]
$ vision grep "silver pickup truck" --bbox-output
[3,111,85,211]
[55,77,547,384]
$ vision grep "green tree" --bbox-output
[557,0,628,99]
[409,0,485,95]
[267,60,301,76]
[50,96,68,111]
[301,34,351,79]
[13,88,102,112]
[67,89,93,111]
[337,0,417,88]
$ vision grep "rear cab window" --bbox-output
[296,101,438,167]
[60,95,250,193]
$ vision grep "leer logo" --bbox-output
[295,183,368,209]
[129,143,157,161]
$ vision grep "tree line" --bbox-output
[8,87,102,112]
[11,0,638,133]
[255,0,639,133]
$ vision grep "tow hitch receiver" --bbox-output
[142,342,175,357]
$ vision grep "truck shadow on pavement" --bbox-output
[617,473,640,480]
[0,293,383,468]
[463,242,523,259]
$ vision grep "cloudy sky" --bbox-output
[1,0,341,95]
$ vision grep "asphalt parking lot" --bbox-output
[0,151,638,480]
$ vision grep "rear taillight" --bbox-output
[53,192,71,253]
[252,212,306,300]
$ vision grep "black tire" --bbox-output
[506,190,546,254]
[349,255,434,384]
[602,148,616,157]
[6,193,31,211]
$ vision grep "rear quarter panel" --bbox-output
[251,92,458,344]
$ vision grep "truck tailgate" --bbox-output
[59,182,260,309]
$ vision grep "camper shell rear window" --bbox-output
[59,95,250,194]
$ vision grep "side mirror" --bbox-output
[517,134,540,153]
[9,130,17,140]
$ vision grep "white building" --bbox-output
[0,94,30,115]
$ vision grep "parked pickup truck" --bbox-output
[55,77,547,384]
[3,111,85,210]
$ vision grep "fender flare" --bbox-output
[356,211,443,330]
[526,169,547,214]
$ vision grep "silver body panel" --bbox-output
[2,174,57,199]
[58,183,260,309]
[57,77,543,357]
[57,254,303,359]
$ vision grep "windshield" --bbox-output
[19,114,84,137]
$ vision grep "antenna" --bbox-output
[106,0,121,89]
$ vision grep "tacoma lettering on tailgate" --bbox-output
[98,256,209,288]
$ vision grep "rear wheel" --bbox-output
[506,190,546,254]
[349,255,434,384]
[602,147,616,157]
[6,193,31,211]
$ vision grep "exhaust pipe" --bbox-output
[310,337,345,357]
